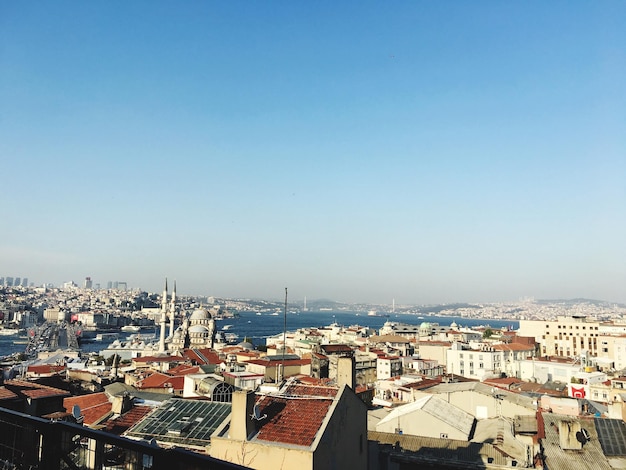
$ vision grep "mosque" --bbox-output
[158,279,217,353]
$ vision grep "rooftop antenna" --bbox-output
[281,287,287,383]
[72,404,83,424]
[251,404,267,421]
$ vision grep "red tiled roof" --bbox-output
[246,358,311,367]
[255,393,334,446]
[236,352,258,359]
[320,344,354,353]
[286,384,338,398]
[295,376,335,386]
[491,343,535,351]
[136,373,184,390]
[105,405,153,435]
[167,364,201,375]
[64,392,112,425]
[27,365,67,375]
[183,348,224,365]
[0,387,19,400]
[4,380,70,400]
[132,355,183,364]
[404,378,442,390]
[483,377,522,386]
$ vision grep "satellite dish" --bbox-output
[251,404,267,421]
[72,404,81,420]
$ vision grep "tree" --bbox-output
[483,328,494,339]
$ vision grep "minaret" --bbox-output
[159,278,168,353]
[168,280,176,338]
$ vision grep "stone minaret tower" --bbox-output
[168,280,177,338]
[159,278,168,353]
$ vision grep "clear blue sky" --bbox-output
[1,2,624,304]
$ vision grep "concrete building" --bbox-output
[446,341,536,381]
[425,381,537,420]
[416,340,451,366]
[376,394,475,440]
[376,355,402,380]
[518,315,602,358]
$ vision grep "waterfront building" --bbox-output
[169,305,217,351]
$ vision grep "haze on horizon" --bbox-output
[1,2,625,306]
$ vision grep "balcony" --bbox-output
[0,406,247,470]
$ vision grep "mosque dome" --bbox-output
[237,341,254,351]
[419,322,432,329]
[450,321,458,328]
[190,308,210,321]
[189,325,209,334]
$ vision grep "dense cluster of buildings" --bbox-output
[1,284,626,469]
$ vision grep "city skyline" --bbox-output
[1,2,625,305]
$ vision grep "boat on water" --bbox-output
[0,328,21,336]
[222,324,233,330]
[121,325,141,333]
[225,333,239,344]
[95,332,119,341]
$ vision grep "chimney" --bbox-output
[111,392,132,414]
[337,356,356,390]
[558,420,583,450]
[230,390,256,440]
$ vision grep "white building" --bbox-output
[376,355,402,380]
[446,342,536,381]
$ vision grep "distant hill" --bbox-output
[536,298,625,308]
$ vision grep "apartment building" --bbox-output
[446,342,535,381]
[518,315,601,358]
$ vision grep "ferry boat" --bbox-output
[0,327,20,336]
[95,332,119,341]
[121,325,141,333]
